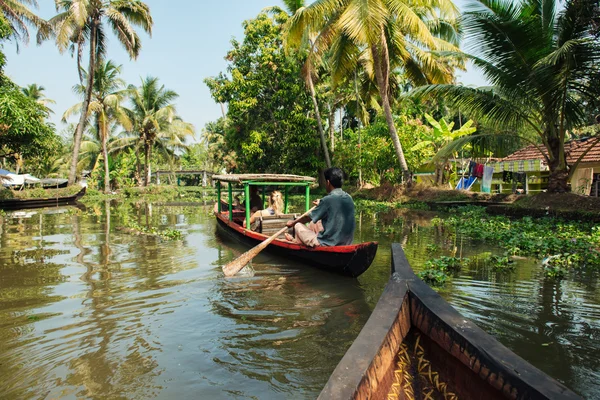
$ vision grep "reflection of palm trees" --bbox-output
[65,213,162,396]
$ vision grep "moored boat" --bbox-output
[213,174,378,277]
[0,187,86,211]
[319,243,581,399]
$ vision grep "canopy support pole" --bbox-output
[228,182,233,221]
[217,181,222,213]
[245,184,251,228]
[305,184,310,212]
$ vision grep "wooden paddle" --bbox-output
[222,206,316,277]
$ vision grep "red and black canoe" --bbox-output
[319,243,580,399]
[213,173,378,278]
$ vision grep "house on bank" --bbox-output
[489,137,600,196]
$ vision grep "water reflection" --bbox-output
[0,204,598,399]
[209,264,370,398]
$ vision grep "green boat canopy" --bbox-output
[212,174,316,227]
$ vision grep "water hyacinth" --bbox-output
[433,206,600,277]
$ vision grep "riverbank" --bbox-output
[352,183,600,220]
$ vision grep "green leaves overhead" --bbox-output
[205,12,321,175]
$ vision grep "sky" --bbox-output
[4,0,487,141]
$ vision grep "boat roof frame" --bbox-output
[215,174,314,225]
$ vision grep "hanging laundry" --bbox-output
[468,160,477,177]
[481,166,494,193]
[456,176,477,190]
[475,164,484,178]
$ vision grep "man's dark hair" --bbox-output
[324,167,344,188]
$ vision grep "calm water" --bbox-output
[0,202,598,399]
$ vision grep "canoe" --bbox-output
[215,210,378,277]
[319,243,581,399]
[0,187,86,211]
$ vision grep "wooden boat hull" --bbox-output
[0,187,86,211]
[319,243,581,399]
[215,212,377,277]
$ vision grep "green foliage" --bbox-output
[436,207,600,272]
[205,11,321,175]
[335,115,432,185]
[354,199,397,213]
[412,0,600,191]
[425,256,467,273]
[418,269,448,286]
[0,186,83,200]
[483,254,516,272]
[124,220,183,240]
[425,244,439,252]
[0,77,57,159]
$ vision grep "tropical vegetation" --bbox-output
[412,0,600,193]
[40,0,153,185]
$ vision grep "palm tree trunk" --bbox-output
[101,117,110,193]
[134,147,142,186]
[306,70,332,169]
[68,18,99,186]
[546,134,569,193]
[328,103,335,152]
[144,141,152,186]
[371,31,412,186]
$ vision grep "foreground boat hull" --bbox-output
[215,212,377,277]
[319,244,580,399]
[0,187,86,211]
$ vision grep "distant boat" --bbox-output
[0,187,86,211]
[319,243,580,399]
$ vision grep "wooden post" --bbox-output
[156,172,160,185]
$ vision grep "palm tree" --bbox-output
[286,0,462,184]
[0,0,47,47]
[40,0,153,186]
[21,83,55,114]
[127,76,194,186]
[63,61,132,193]
[413,0,600,193]
[272,2,332,169]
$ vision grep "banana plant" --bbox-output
[411,113,476,185]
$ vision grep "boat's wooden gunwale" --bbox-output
[216,212,372,254]
[318,243,581,400]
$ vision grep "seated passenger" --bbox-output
[248,186,264,213]
[243,190,284,229]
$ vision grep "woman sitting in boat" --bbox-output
[243,190,284,230]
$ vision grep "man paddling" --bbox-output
[285,167,355,247]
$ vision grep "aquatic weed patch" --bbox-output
[122,221,183,240]
[418,269,448,286]
[418,256,469,286]
[434,206,600,277]
[354,199,397,213]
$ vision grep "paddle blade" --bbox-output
[222,245,264,277]
[222,226,286,277]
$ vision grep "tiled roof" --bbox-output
[501,138,600,164]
